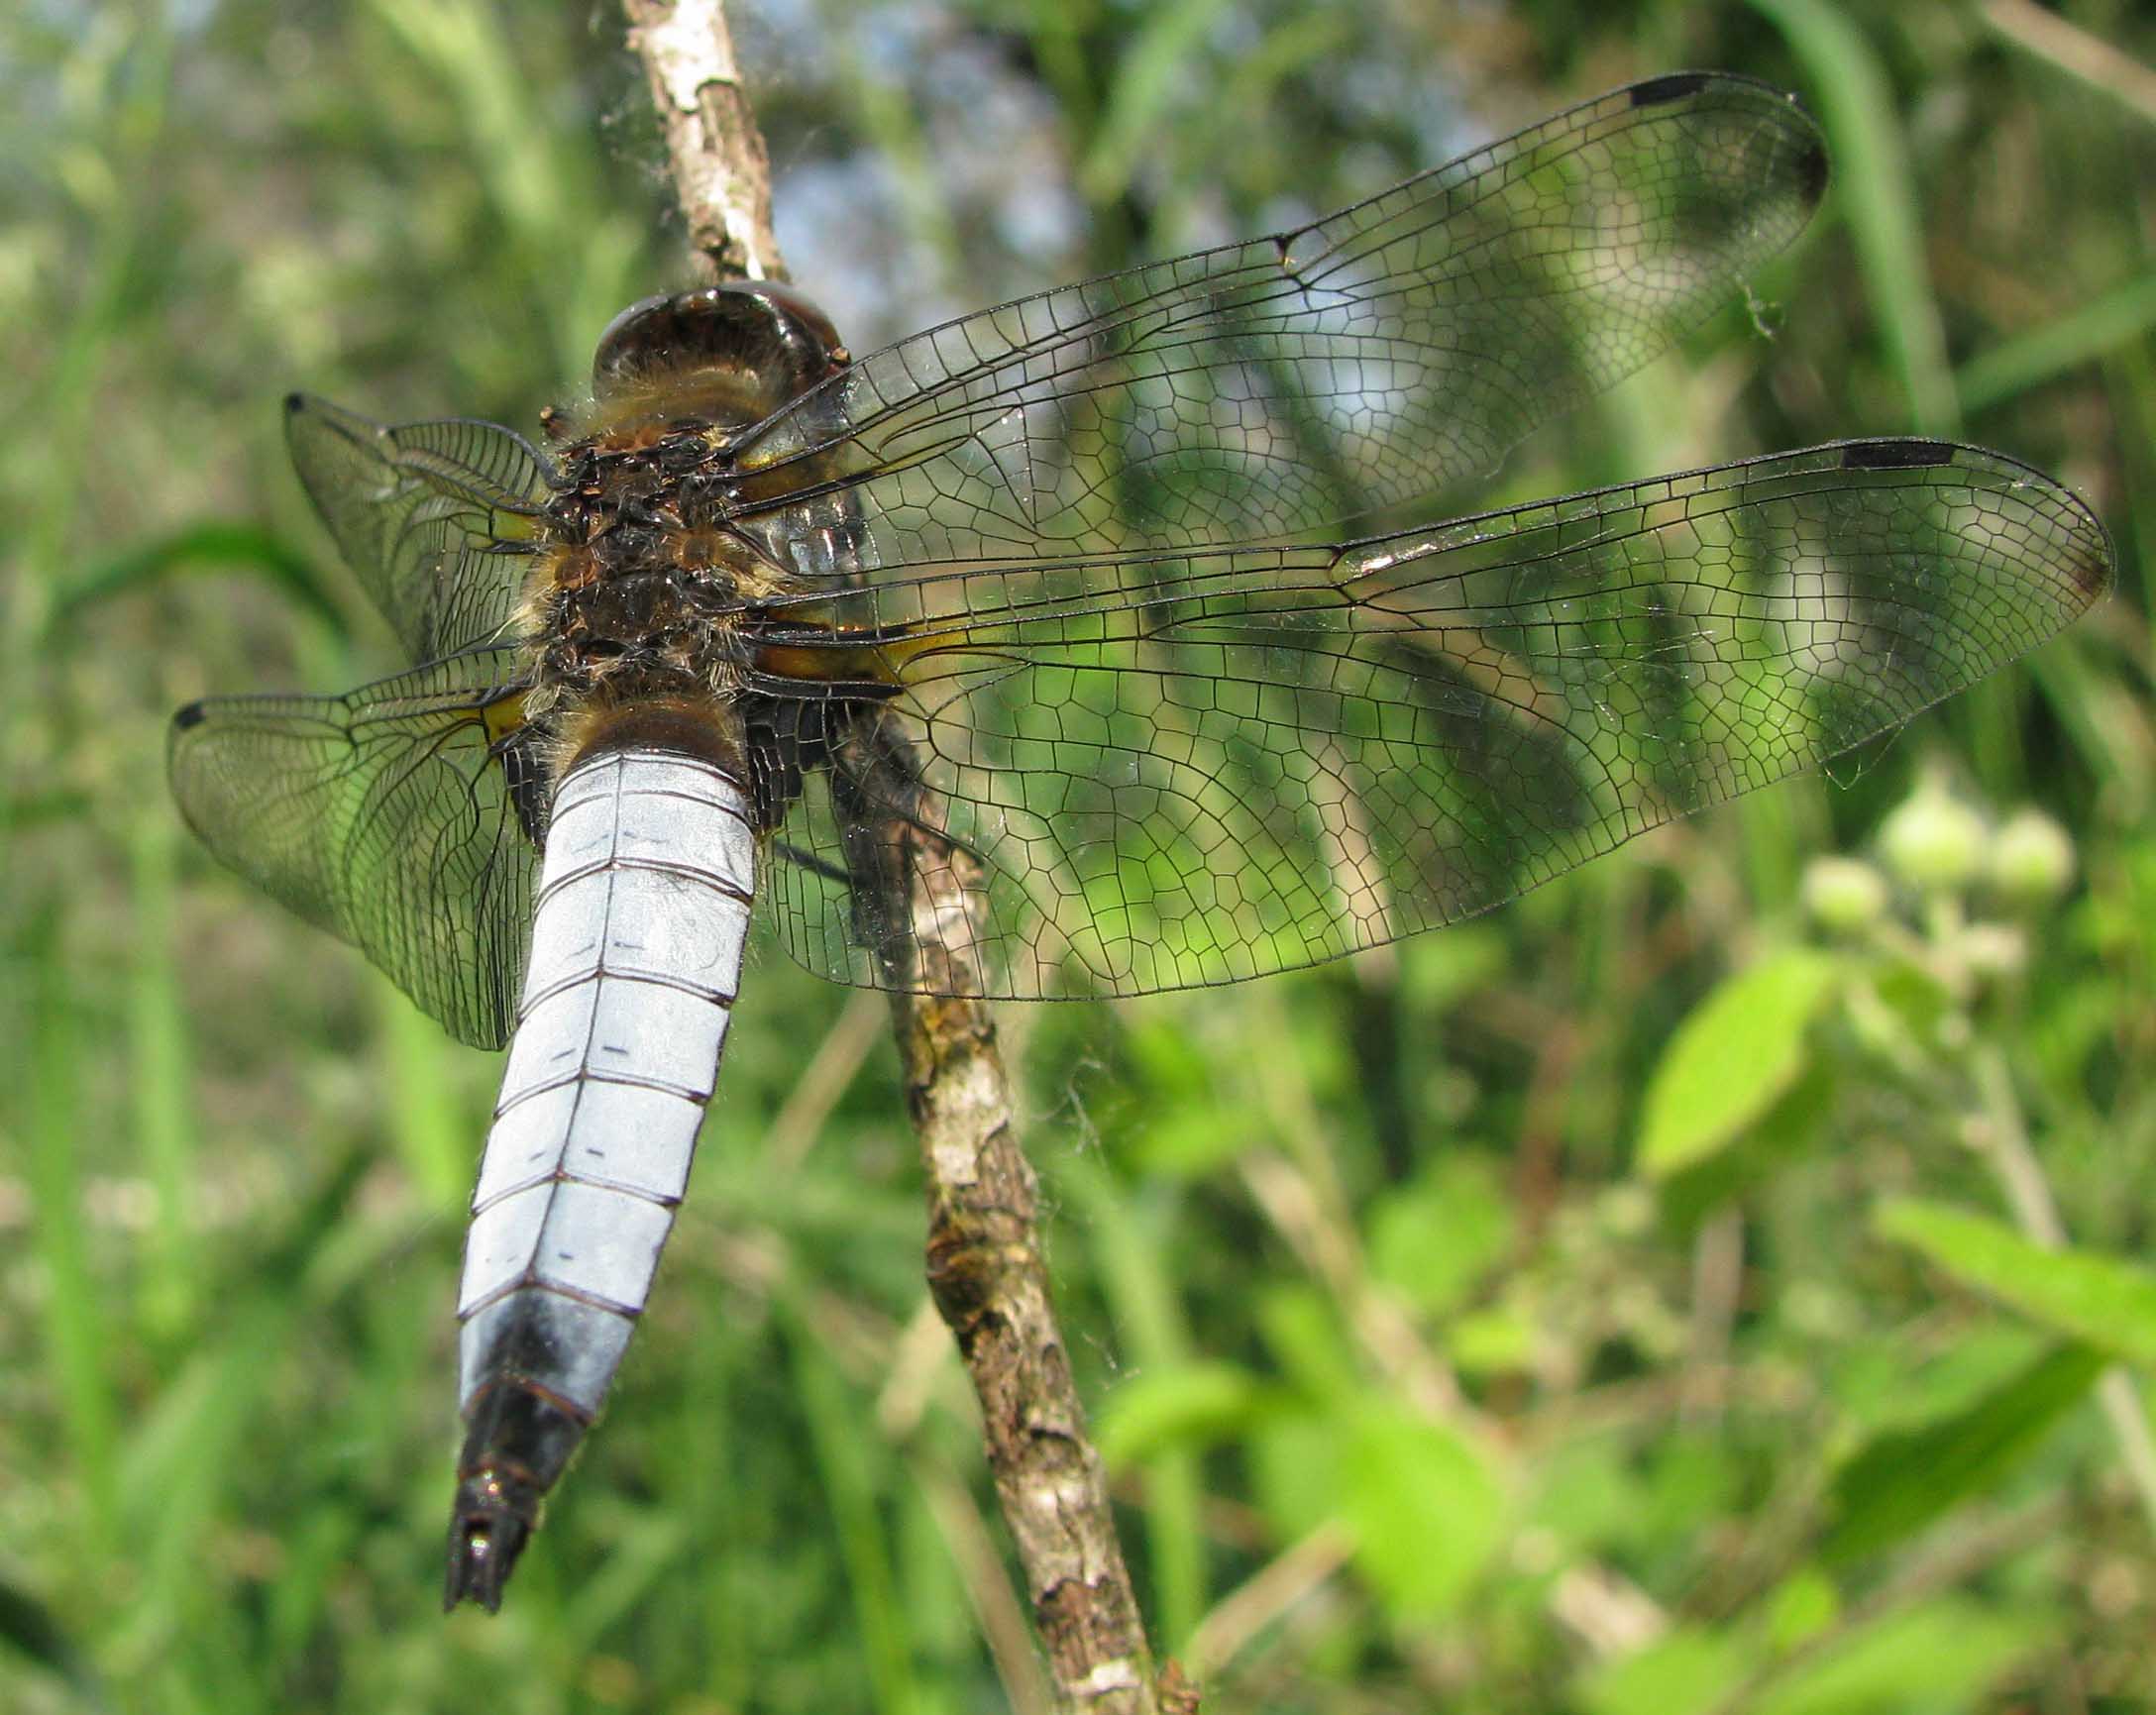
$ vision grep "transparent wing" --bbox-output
[762,442,2112,998]
[168,648,540,1048]
[285,394,555,662]
[726,72,1829,575]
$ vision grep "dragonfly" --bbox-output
[168,72,2112,1612]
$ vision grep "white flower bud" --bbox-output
[1959,922,2027,982]
[1989,808,2076,906]
[1879,783,1988,893]
[1802,855,1889,933]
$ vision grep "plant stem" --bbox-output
[1969,1043,2156,1537]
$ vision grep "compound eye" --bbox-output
[590,284,846,402]
[732,281,844,358]
[589,293,679,385]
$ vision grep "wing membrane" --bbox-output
[729,73,1828,577]
[168,649,539,1047]
[764,442,2112,998]
[285,394,555,662]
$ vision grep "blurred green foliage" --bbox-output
[2,1,2152,1711]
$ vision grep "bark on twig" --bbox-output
[618,5,1175,1708]
[622,0,783,281]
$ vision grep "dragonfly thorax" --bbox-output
[527,431,765,740]
[528,282,856,718]
[517,282,876,804]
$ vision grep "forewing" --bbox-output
[169,648,540,1048]
[764,443,2111,998]
[728,72,1828,577]
[285,394,554,662]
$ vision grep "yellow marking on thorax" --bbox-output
[482,691,529,746]
[489,507,545,544]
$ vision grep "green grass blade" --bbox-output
[51,522,347,638]
[127,813,200,1339]
[1747,0,1962,434]
[785,1296,922,1715]
[1957,272,2156,415]
[1079,0,1239,207]
[1062,1153,1208,1652]
[28,933,120,1554]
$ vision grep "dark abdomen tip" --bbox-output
[443,1379,593,1612]
[444,1483,536,1615]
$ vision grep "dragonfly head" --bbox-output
[590,283,848,422]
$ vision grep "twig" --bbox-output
[1184,1523,1353,1682]
[1979,0,2156,127]
[1546,1563,1668,1658]
[621,0,782,281]
[762,987,886,1171]
[841,783,1170,1713]
[1682,1207,1744,1424]
[617,6,1173,1708]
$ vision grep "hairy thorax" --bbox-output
[526,413,776,750]
[511,282,893,827]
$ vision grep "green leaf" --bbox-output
[1655,1060,1835,1230]
[1820,1340,2103,1567]
[1825,1324,2051,1439]
[1530,1430,1739,1560]
[54,520,347,633]
[1764,1565,1841,1655]
[1341,1405,1505,1618]
[1249,1411,1345,1546]
[1096,1361,1274,1466]
[1876,1198,2156,1367]
[1255,1284,1361,1403]
[1368,1155,1511,1316]
[1637,948,1841,1177]
[1525,1435,1643,1556]
[1752,1597,2047,1714]
[1448,1305,1538,1376]
[1573,1626,1749,1715]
